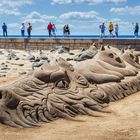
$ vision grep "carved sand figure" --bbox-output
[120,48,140,69]
[74,43,98,61]
[50,45,70,54]
[0,46,140,128]
[74,46,137,84]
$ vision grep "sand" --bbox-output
[0,48,140,140]
[0,92,139,140]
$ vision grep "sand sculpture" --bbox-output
[73,43,98,61]
[0,46,140,128]
[50,45,70,54]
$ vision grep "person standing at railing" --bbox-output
[21,23,25,37]
[114,23,119,38]
[108,22,114,38]
[63,24,70,36]
[52,24,57,36]
[47,22,53,37]
[134,22,139,38]
[99,22,105,38]
[27,23,32,38]
[2,23,8,37]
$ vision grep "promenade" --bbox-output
[0,37,140,50]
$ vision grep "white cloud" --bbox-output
[52,0,72,4]
[0,0,33,15]
[52,0,127,5]
[59,11,106,22]
[111,18,129,25]
[21,10,104,28]
[0,8,20,16]
[1,0,32,7]
[21,11,56,23]
[110,5,140,15]
[8,23,20,28]
[19,10,107,35]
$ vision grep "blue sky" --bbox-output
[0,0,139,35]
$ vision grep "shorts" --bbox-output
[101,30,104,34]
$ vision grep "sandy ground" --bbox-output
[0,48,140,140]
[0,92,140,140]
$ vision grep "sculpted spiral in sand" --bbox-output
[0,46,140,128]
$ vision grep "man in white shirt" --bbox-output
[21,23,25,37]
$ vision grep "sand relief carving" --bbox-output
[0,46,140,128]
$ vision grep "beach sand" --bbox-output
[0,92,140,140]
[0,48,139,140]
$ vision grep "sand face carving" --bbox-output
[0,46,140,128]
[74,46,137,84]
[120,48,140,69]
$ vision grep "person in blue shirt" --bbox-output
[99,22,105,38]
[2,23,7,37]
[52,24,57,36]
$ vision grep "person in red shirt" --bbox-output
[27,23,32,38]
[47,22,53,37]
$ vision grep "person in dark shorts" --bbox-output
[108,22,114,37]
[99,22,105,38]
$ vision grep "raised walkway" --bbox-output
[0,38,140,50]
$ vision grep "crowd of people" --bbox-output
[1,22,70,38]
[2,22,33,38]
[47,22,70,37]
[1,22,139,38]
[99,22,119,38]
[99,22,139,38]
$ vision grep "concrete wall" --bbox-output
[0,38,140,50]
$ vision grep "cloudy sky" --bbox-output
[0,0,139,35]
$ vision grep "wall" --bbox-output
[0,38,140,50]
